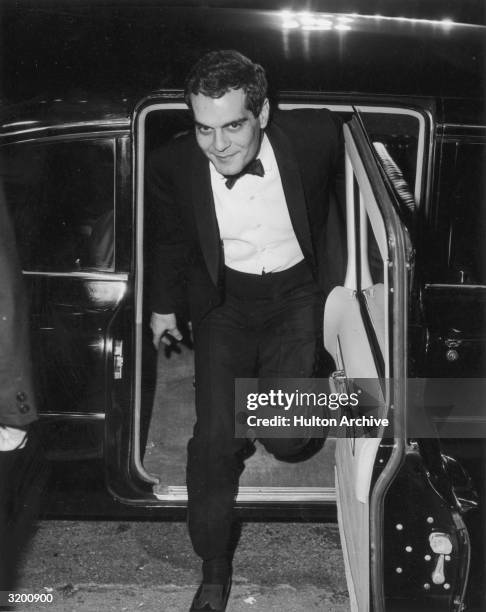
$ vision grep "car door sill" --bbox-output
[152,485,337,503]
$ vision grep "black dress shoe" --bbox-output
[189,577,231,611]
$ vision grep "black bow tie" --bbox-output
[224,158,265,189]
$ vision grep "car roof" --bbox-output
[0,3,484,133]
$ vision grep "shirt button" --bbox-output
[16,391,27,402]
[19,404,30,414]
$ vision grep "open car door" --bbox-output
[324,115,412,612]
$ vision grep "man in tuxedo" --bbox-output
[147,50,344,611]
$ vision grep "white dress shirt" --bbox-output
[210,134,304,274]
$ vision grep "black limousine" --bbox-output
[0,3,485,611]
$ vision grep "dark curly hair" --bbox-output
[184,50,268,117]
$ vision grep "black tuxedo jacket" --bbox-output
[146,108,345,327]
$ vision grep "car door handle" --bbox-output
[331,369,348,395]
[113,339,124,380]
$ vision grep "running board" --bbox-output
[153,485,336,503]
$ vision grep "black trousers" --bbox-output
[0,428,47,592]
[186,261,323,561]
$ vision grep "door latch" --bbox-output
[113,340,124,380]
[429,532,453,585]
[330,369,347,394]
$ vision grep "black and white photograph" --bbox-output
[0,1,485,611]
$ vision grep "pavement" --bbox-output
[13,520,350,612]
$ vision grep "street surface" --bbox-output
[15,519,350,612]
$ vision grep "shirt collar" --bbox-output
[258,133,274,173]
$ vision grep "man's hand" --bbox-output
[0,425,27,451]
[150,312,183,349]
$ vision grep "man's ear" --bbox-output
[258,98,270,129]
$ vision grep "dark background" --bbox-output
[1,0,485,106]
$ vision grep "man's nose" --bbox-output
[213,129,230,152]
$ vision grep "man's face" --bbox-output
[191,88,269,176]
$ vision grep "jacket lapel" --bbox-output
[266,123,316,267]
[190,143,221,287]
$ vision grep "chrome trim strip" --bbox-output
[22,271,128,281]
[153,485,337,503]
[131,103,188,485]
[425,283,486,290]
[0,131,129,148]
[344,150,357,291]
[0,119,130,138]
[280,103,354,111]
[344,124,389,263]
[423,109,435,215]
[442,124,486,130]
[39,412,105,420]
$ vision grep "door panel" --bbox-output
[28,275,126,416]
[334,116,475,612]
[1,136,128,459]
[325,285,384,612]
[325,285,380,611]
[325,117,412,611]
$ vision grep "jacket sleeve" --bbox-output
[145,146,191,316]
[0,185,38,427]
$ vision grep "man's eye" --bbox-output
[227,122,242,131]
[197,126,212,135]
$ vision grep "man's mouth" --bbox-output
[214,153,237,161]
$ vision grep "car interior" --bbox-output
[138,102,423,503]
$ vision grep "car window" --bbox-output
[0,138,115,272]
[432,140,486,285]
[359,110,422,202]
[145,108,193,152]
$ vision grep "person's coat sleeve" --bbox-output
[145,146,192,316]
[0,185,37,427]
